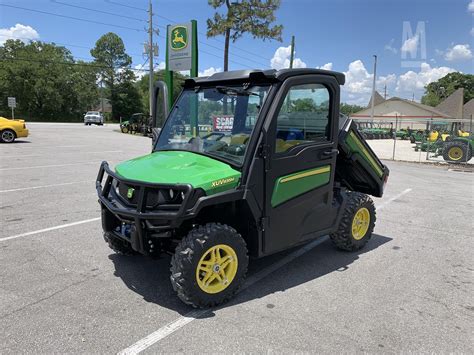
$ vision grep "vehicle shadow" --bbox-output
[1,140,31,144]
[109,234,392,315]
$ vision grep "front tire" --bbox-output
[1,129,16,143]
[170,223,248,308]
[330,192,376,251]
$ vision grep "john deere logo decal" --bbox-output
[127,188,135,199]
[171,26,188,50]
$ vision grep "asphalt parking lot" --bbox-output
[1,122,473,353]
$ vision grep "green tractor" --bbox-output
[96,69,389,308]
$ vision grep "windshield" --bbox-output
[154,84,271,166]
[86,111,99,115]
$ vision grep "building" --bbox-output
[352,88,472,130]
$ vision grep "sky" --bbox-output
[0,0,473,106]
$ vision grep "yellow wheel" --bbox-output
[351,207,370,240]
[170,223,248,308]
[448,146,463,161]
[330,192,375,251]
[443,141,471,163]
[196,244,238,294]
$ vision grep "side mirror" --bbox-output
[151,81,170,148]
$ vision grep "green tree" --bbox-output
[0,39,98,121]
[207,0,283,71]
[421,72,474,106]
[91,32,133,119]
[340,103,364,115]
[135,70,187,116]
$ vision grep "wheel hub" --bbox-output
[351,207,370,240]
[448,147,463,161]
[196,244,238,294]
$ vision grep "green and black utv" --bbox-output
[96,69,389,308]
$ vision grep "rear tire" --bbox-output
[443,141,472,163]
[103,232,137,255]
[330,192,376,251]
[170,223,248,308]
[1,129,16,143]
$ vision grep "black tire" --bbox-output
[1,129,16,143]
[330,192,376,251]
[103,232,137,256]
[121,126,128,133]
[443,141,472,163]
[170,223,248,308]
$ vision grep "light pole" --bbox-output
[370,55,377,122]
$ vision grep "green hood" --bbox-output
[115,150,241,195]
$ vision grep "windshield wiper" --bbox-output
[216,86,259,97]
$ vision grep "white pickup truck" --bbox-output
[84,111,104,126]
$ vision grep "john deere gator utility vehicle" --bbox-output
[96,69,389,308]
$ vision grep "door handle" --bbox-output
[323,149,338,156]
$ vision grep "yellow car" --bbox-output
[0,116,29,143]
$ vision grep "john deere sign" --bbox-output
[167,22,193,71]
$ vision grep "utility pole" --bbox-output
[147,0,154,118]
[384,83,387,99]
[370,54,377,122]
[289,35,295,68]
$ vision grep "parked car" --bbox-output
[84,111,104,126]
[0,116,29,143]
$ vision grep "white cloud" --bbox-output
[316,62,333,70]
[395,63,456,93]
[444,44,473,61]
[401,34,419,54]
[468,1,474,12]
[198,66,222,77]
[384,39,398,54]
[134,64,147,80]
[340,59,457,104]
[270,45,306,70]
[343,60,373,95]
[156,61,165,70]
[0,23,39,45]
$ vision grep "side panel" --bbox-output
[271,165,331,207]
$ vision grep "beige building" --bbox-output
[352,88,472,130]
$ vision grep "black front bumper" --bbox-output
[96,161,195,254]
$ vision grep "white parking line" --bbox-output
[377,188,412,211]
[0,180,91,193]
[0,161,102,171]
[0,218,100,242]
[117,237,329,355]
[118,188,413,354]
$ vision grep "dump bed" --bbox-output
[336,118,389,197]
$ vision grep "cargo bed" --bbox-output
[336,118,389,197]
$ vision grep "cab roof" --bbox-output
[184,68,345,88]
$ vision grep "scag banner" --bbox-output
[213,115,234,132]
